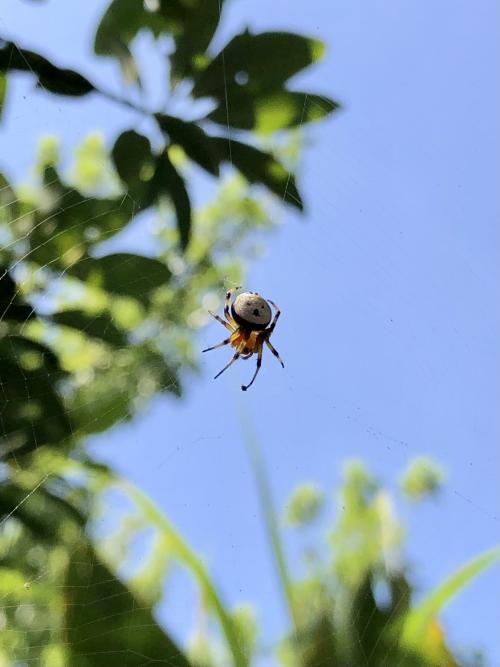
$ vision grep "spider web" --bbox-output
[1,0,499,666]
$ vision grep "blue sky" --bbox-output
[1,0,499,663]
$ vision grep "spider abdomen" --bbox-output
[231,292,272,330]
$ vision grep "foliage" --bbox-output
[0,0,338,663]
[400,457,445,501]
[1,448,497,667]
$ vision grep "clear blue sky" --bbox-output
[1,0,499,663]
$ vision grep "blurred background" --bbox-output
[0,1,498,666]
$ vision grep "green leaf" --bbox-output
[156,114,220,176]
[94,0,169,56]
[68,253,171,302]
[0,336,71,460]
[192,31,325,99]
[153,153,192,249]
[65,539,193,667]
[23,166,138,271]
[402,546,500,647]
[71,367,131,435]
[169,0,225,83]
[0,171,18,225]
[112,129,155,200]
[70,344,179,436]
[0,267,34,323]
[51,310,127,347]
[212,138,303,210]
[349,575,413,667]
[297,616,340,667]
[0,483,85,540]
[208,90,339,132]
[0,72,6,119]
[0,40,94,96]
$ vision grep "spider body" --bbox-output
[203,288,284,391]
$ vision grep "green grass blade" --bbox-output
[238,407,299,630]
[120,479,249,667]
[402,546,500,646]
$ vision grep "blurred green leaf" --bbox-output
[0,267,34,323]
[349,575,412,667]
[400,457,445,501]
[212,138,303,210]
[71,344,179,436]
[299,615,339,667]
[208,90,339,132]
[0,482,85,541]
[112,129,154,200]
[68,253,170,302]
[285,482,324,526]
[51,310,127,347]
[65,539,193,667]
[156,114,220,176]
[0,40,94,96]
[0,335,71,460]
[192,31,325,100]
[23,166,137,271]
[94,0,169,56]
[402,547,500,648]
[169,0,225,83]
[153,152,192,248]
[0,72,6,119]
[0,171,18,226]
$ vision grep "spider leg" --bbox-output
[224,287,240,325]
[203,328,240,353]
[214,348,242,380]
[241,339,264,391]
[264,339,285,368]
[202,337,232,353]
[209,310,234,332]
[266,299,281,334]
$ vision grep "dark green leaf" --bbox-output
[152,153,192,249]
[65,540,193,667]
[349,575,416,667]
[208,90,339,132]
[170,0,225,83]
[299,615,340,667]
[212,138,303,210]
[0,483,85,540]
[68,253,171,301]
[94,0,167,55]
[112,129,154,201]
[156,114,220,175]
[94,0,189,56]
[0,40,94,96]
[192,31,325,99]
[51,310,127,347]
[0,267,34,323]
[0,336,71,461]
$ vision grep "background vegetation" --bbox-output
[0,1,497,666]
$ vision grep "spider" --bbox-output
[202,287,284,391]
